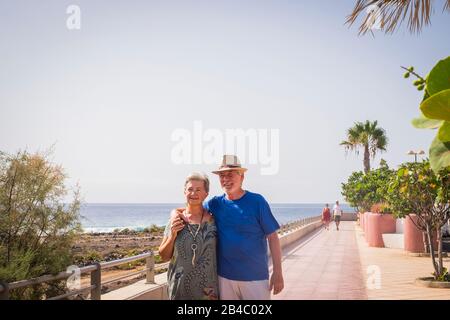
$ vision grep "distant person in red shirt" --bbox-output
[321,204,331,230]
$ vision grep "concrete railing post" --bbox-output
[90,263,102,300]
[146,255,155,284]
[0,282,9,300]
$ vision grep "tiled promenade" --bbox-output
[274,221,450,300]
[273,221,366,300]
[355,226,450,300]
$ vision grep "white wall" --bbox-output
[396,218,405,234]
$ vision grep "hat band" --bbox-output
[221,165,241,169]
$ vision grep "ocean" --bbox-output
[80,203,355,233]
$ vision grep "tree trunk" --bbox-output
[426,224,439,279]
[422,231,429,254]
[363,144,370,173]
[437,228,443,277]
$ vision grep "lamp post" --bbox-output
[407,150,425,163]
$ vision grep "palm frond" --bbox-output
[345,0,448,35]
[341,120,389,164]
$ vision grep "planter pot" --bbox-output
[367,213,396,247]
[359,212,364,229]
[364,212,370,242]
[415,277,450,289]
[404,214,438,253]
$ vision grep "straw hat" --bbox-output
[212,155,248,174]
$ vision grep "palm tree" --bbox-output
[340,120,388,173]
[346,0,450,35]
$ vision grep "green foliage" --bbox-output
[427,57,450,96]
[154,254,162,264]
[434,267,450,282]
[406,56,450,172]
[0,150,82,299]
[341,160,394,212]
[429,137,450,174]
[421,90,450,122]
[341,171,368,212]
[387,161,449,215]
[386,160,450,280]
[150,224,164,233]
[438,121,450,142]
[411,115,443,129]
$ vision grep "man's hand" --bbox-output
[267,231,284,295]
[170,208,188,223]
[168,213,185,237]
[269,269,284,295]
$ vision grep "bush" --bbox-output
[370,202,391,214]
[341,160,394,212]
[387,160,450,280]
[120,228,131,234]
[0,150,82,299]
[149,224,164,234]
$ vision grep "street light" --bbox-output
[407,149,425,163]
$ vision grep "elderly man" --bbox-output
[209,155,284,300]
[175,155,284,300]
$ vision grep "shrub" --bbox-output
[387,160,450,281]
[0,150,82,299]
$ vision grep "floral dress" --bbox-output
[164,216,218,300]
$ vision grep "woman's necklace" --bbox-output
[183,209,205,267]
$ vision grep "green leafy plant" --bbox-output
[342,160,394,213]
[370,202,391,214]
[434,267,450,282]
[0,149,82,299]
[403,56,450,172]
[387,160,450,281]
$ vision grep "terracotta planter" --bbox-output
[364,212,370,242]
[367,213,396,247]
[361,212,365,230]
[404,214,437,253]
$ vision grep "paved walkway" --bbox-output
[355,226,450,300]
[275,221,450,300]
[274,221,367,300]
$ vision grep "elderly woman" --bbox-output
[158,172,218,300]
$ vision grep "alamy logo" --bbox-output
[366,265,381,290]
[66,5,81,30]
[66,265,81,290]
[171,121,280,175]
[365,4,383,30]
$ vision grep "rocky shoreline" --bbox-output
[70,227,167,299]
[72,227,166,267]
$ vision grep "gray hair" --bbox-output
[184,172,210,193]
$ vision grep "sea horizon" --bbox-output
[79,202,354,233]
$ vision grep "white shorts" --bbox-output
[219,276,271,300]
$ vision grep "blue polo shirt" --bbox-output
[205,191,280,281]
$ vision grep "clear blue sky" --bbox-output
[1,1,449,203]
